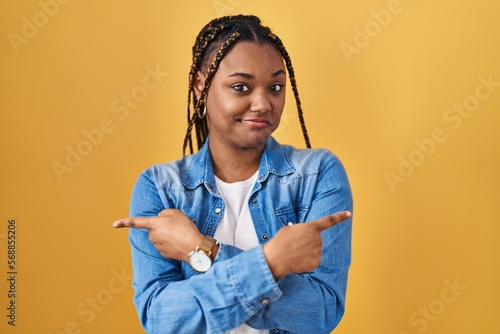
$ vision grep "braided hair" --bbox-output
[183,15,310,155]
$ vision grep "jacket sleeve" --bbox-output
[128,170,283,334]
[245,151,353,333]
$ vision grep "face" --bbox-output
[195,42,286,152]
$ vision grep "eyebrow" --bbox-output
[227,69,286,79]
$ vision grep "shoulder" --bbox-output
[277,142,344,172]
[136,154,195,188]
[264,137,347,180]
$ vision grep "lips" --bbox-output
[242,119,271,128]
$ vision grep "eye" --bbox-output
[269,84,283,92]
[233,84,250,92]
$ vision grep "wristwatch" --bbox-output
[188,236,217,273]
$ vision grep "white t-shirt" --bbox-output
[214,172,267,334]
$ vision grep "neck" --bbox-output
[209,141,264,183]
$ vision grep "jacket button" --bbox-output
[287,222,293,226]
[261,298,270,304]
[214,208,221,214]
[251,199,258,204]
[262,234,268,240]
[273,329,279,332]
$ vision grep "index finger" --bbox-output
[112,217,153,229]
[313,211,352,231]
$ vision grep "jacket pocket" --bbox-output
[275,204,309,227]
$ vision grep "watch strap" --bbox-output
[198,236,216,256]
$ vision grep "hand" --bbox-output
[112,209,204,262]
[263,211,351,280]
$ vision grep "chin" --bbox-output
[240,135,271,149]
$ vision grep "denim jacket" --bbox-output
[128,136,353,334]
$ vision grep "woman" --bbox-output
[113,15,353,334]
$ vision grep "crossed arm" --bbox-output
[113,209,351,280]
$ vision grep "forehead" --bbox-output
[216,42,285,76]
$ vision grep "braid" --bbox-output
[184,18,232,155]
[184,16,243,155]
[268,33,311,148]
[182,15,311,155]
[192,31,241,153]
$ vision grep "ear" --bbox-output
[193,71,205,100]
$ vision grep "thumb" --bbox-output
[313,211,352,231]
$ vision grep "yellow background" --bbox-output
[1,0,499,333]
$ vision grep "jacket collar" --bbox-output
[183,137,295,193]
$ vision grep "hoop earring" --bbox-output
[198,104,207,119]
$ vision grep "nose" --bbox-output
[250,90,272,113]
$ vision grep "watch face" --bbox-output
[189,251,212,273]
